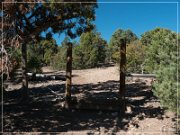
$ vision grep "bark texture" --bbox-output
[21,42,28,98]
[119,39,126,97]
[65,42,72,101]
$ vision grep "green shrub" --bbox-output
[153,65,179,114]
[27,56,42,73]
[142,28,179,114]
[51,53,66,70]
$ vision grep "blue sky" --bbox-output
[53,0,178,45]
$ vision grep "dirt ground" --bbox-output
[2,65,178,134]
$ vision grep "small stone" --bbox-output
[61,102,65,108]
[87,130,94,134]
[112,126,118,132]
[95,127,99,131]
[100,127,106,133]
[104,128,108,133]
[123,125,129,130]
[161,125,168,132]
[138,114,144,120]
[157,114,163,120]
[172,118,176,121]
[134,124,139,128]
[52,98,58,102]
[126,106,132,113]
[135,78,141,82]
[129,124,134,128]
[122,118,129,123]
[131,120,139,128]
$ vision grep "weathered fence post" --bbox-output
[21,41,28,99]
[65,42,72,101]
[119,38,126,98]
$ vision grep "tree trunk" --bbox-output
[119,39,126,97]
[21,42,28,99]
[65,42,72,101]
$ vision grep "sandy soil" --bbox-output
[72,66,119,85]
[3,65,178,134]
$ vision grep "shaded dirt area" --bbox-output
[2,66,178,134]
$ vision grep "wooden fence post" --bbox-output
[21,42,28,99]
[119,38,126,98]
[65,42,72,101]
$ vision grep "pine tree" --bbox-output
[126,40,146,73]
[1,0,97,99]
[73,31,107,69]
[142,28,179,113]
[109,29,138,62]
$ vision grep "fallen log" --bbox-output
[126,73,156,78]
[27,73,66,81]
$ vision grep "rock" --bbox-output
[141,82,146,85]
[172,118,176,121]
[135,78,141,82]
[61,102,65,108]
[100,127,106,133]
[111,127,118,132]
[126,106,132,113]
[138,114,144,120]
[114,118,119,126]
[122,118,129,123]
[86,130,94,134]
[157,114,163,120]
[123,125,129,130]
[132,81,136,84]
[52,98,58,102]
[95,127,99,131]
[161,125,168,132]
[129,124,134,128]
[131,120,139,128]
[134,123,139,128]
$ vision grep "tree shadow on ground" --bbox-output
[3,80,165,132]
